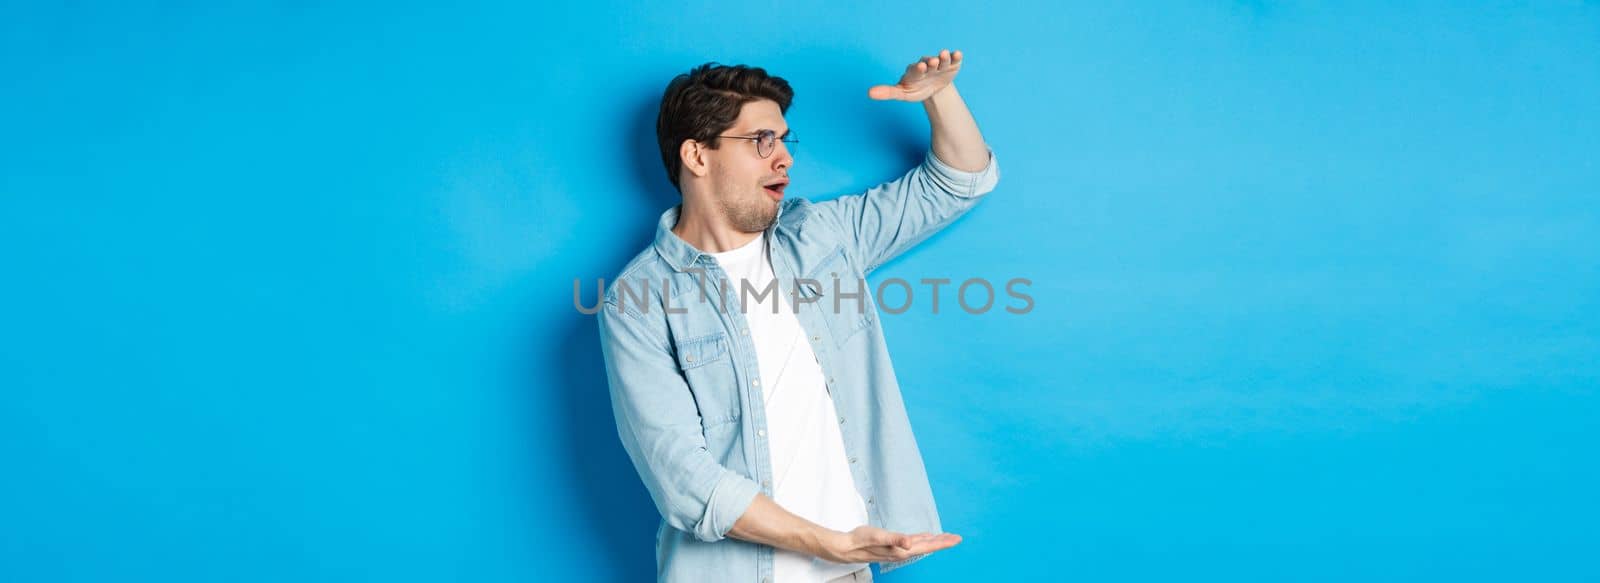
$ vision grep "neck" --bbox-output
[671,198,761,253]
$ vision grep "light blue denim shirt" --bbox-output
[597,146,1000,582]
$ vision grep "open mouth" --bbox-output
[763,181,788,200]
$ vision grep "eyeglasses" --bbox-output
[716,129,798,159]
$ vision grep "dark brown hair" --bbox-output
[656,62,794,193]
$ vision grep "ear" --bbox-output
[679,139,711,180]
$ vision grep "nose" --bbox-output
[771,142,793,173]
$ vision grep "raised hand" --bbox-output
[868,49,964,103]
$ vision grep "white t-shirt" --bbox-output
[708,232,870,582]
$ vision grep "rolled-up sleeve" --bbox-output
[596,301,761,542]
[923,147,1000,198]
[812,147,1000,273]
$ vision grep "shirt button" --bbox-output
[751,379,760,387]
[757,429,766,438]
[867,497,874,505]
[811,335,820,342]
[685,355,694,362]
[827,377,835,384]
[762,479,770,488]
[838,416,845,424]
[849,457,858,464]
[740,328,749,335]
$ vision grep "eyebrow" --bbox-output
[747,128,791,139]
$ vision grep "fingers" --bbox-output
[855,534,962,562]
[906,533,941,545]
[909,49,961,74]
[935,49,960,71]
[922,533,962,550]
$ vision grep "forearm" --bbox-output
[725,493,836,557]
[923,83,989,172]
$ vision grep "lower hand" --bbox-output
[816,525,963,564]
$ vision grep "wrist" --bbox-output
[922,82,959,106]
[804,526,842,559]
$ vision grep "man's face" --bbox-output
[705,99,793,233]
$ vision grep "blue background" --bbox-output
[3,2,1597,581]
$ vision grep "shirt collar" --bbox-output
[653,198,794,273]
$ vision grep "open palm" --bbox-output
[869,49,964,102]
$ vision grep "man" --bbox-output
[597,49,999,582]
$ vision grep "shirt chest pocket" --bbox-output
[796,247,874,348]
[672,332,741,433]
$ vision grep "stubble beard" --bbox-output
[717,187,778,233]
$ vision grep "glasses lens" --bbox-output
[757,130,775,158]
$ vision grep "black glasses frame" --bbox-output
[716,129,798,158]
